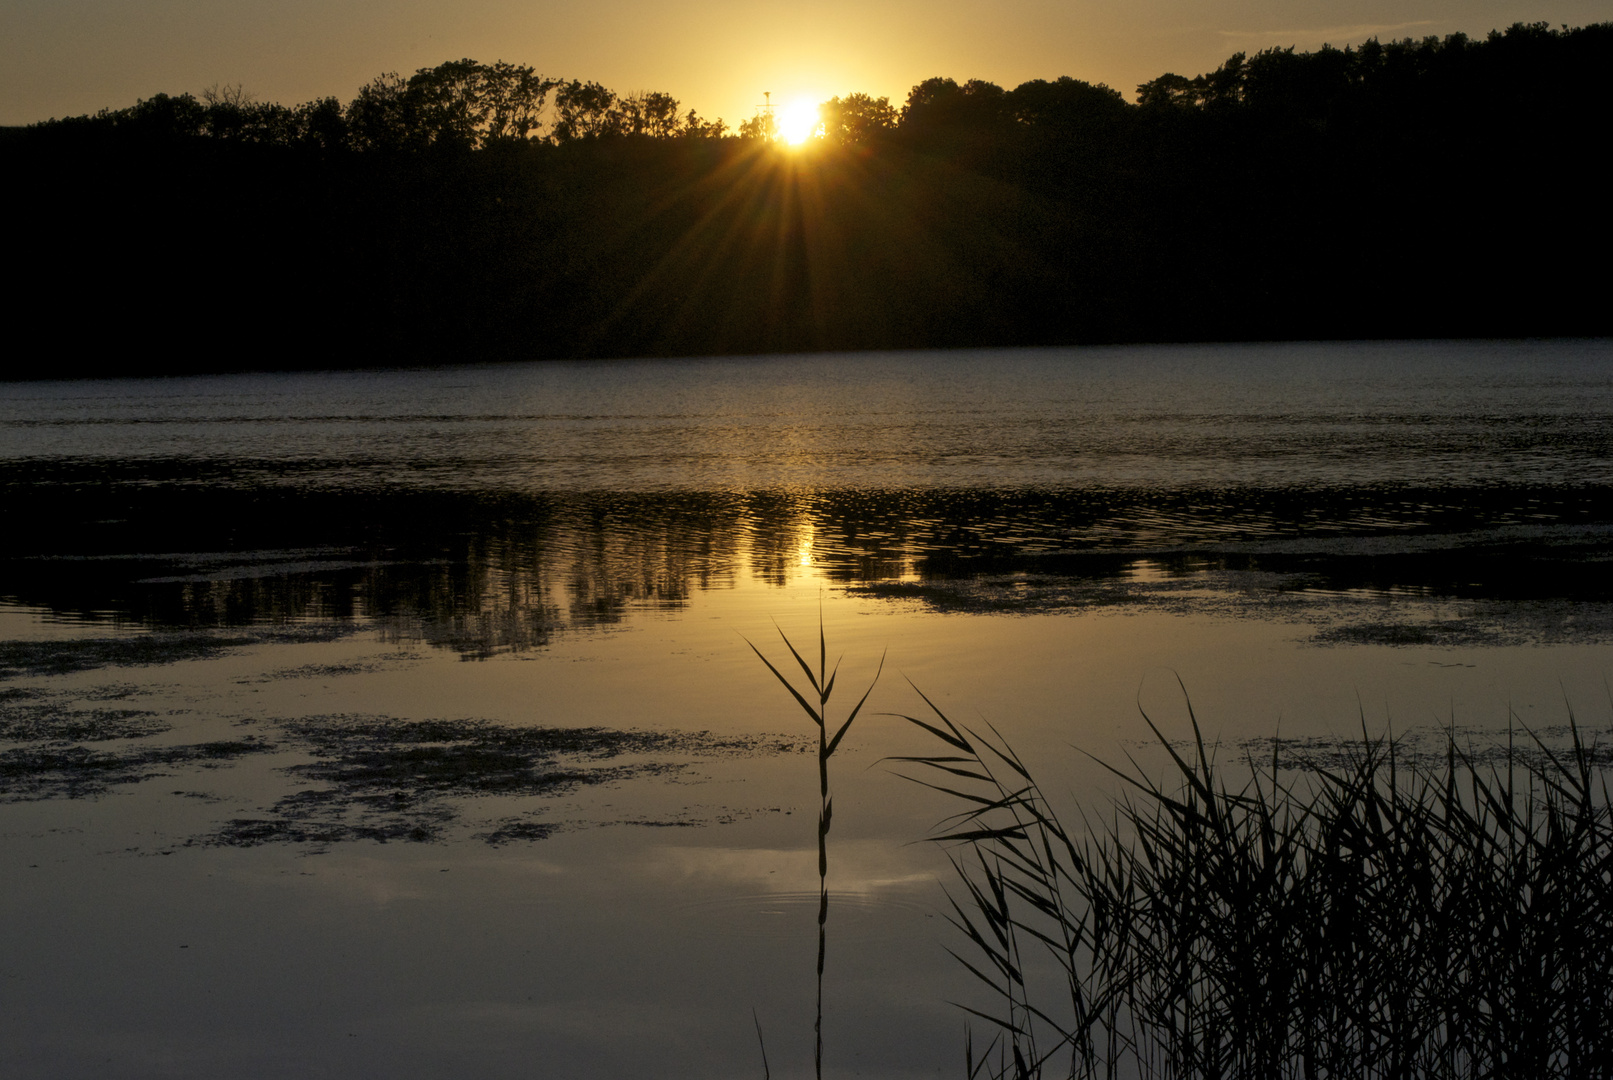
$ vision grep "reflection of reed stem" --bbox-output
[817,725,829,1080]
[746,616,883,1080]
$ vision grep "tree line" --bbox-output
[32,62,731,150]
[5,22,1609,377]
[25,22,1607,151]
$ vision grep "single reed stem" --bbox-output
[745,615,883,1080]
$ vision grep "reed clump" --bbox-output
[893,689,1613,1080]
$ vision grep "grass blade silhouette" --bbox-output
[889,680,1613,1079]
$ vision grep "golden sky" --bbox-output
[4,0,1610,126]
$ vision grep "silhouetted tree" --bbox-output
[405,58,489,150]
[1135,72,1199,109]
[293,97,349,149]
[678,109,727,138]
[736,110,777,141]
[345,72,413,150]
[121,92,208,139]
[1007,76,1126,128]
[478,61,555,142]
[614,91,683,137]
[818,92,896,144]
[552,80,620,140]
[346,60,556,151]
[900,77,1009,131]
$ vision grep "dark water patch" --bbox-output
[289,735,613,796]
[212,806,455,847]
[0,636,257,679]
[78,683,153,701]
[0,697,809,844]
[615,818,703,828]
[0,738,274,801]
[848,568,1214,615]
[849,564,1331,621]
[0,626,364,680]
[1267,533,1613,603]
[592,805,784,832]
[1311,598,1613,648]
[238,658,417,685]
[1315,622,1503,647]
[606,808,760,827]
[282,660,409,678]
[135,557,409,585]
[198,717,810,848]
[479,819,560,845]
[0,704,168,742]
[280,715,798,771]
[848,544,1613,648]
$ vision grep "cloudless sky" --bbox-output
[3,0,1610,126]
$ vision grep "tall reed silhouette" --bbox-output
[746,618,883,1080]
[891,683,1613,1079]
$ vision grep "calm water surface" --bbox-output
[3,340,1612,1079]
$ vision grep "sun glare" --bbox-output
[778,97,820,145]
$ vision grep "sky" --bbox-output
[4,0,1611,127]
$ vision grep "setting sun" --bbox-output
[777,97,820,144]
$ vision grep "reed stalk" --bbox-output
[890,685,1613,1080]
[746,618,883,1080]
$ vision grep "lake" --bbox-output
[3,339,1612,1078]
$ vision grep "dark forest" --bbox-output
[6,22,1609,378]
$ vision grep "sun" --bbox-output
[777,97,820,145]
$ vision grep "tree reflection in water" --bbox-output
[6,474,1613,655]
